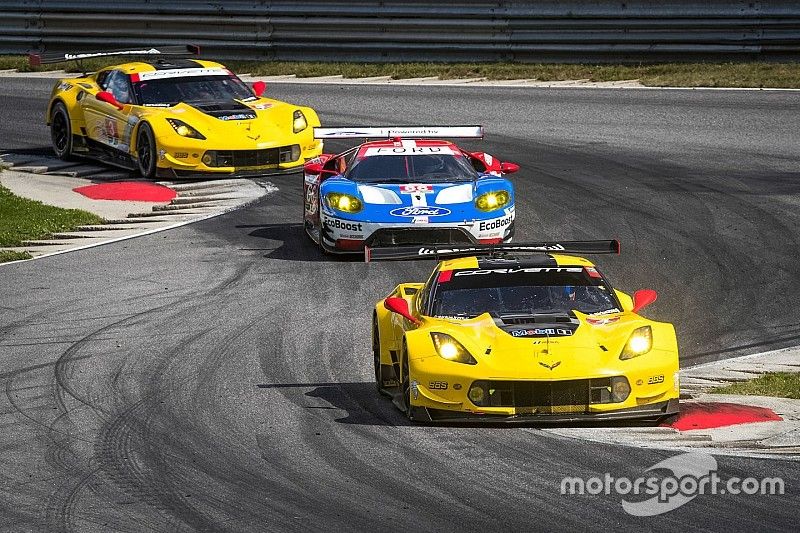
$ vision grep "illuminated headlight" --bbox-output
[293,110,308,133]
[619,326,653,360]
[430,332,477,365]
[610,376,631,402]
[475,190,510,212]
[325,192,362,213]
[166,118,205,140]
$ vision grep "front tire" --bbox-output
[136,123,157,179]
[50,102,73,160]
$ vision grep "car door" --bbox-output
[81,69,137,153]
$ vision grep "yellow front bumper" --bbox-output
[407,351,680,418]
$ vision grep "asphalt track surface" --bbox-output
[0,77,798,531]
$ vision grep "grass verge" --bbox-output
[713,372,800,400]
[0,185,103,247]
[1,55,799,88]
[0,250,32,263]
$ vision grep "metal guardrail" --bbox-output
[1,1,799,62]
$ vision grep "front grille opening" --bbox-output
[365,228,474,247]
[204,145,300,168]
[472,378,618,410]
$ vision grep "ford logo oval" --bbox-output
[389,206,452,217]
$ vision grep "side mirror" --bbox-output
[384,297,420,325]
[304,162,324,174]
[614,289,633,312]
[632,289,658,313]
[252,81,267,97]
[500,162,520,174]
[96,91,123,110]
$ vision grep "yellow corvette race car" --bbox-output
[34,46,322,178]
[369,241,679,423]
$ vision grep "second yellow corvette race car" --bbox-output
[369,241,679,423]
[33,46,322,178]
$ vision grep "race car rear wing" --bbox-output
[365,240,621,262]
[313,125,484,140]
[29,44,200,66]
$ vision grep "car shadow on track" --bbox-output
[239,222,363,263]
[256,381,669,428]
[257,381,413,426]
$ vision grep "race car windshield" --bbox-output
[132,75,254,106]
[345,154,478,183]
[431,267,620,318]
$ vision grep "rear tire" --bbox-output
[136,123,157,179]
[50,102,73,160]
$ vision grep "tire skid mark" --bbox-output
[248,264,503,530]
[85,265,257,529]
[515,138,800,362]
[36,264,256,532]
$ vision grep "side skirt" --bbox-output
[79,137,137,171]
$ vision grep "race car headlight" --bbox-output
[293,110,308,133]
[166,118,205,140]
[475,190,510,212]
[325,192,362,213]
[431,333,477,365]
[619,326,653,360]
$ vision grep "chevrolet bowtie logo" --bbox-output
[539,361,561,370]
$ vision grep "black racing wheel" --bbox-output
[136,123,157,179]
[50,102,73,160]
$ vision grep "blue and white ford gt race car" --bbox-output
[302,126,519,253]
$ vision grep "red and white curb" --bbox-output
[542,347,800,459]
[0,162,275,263]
